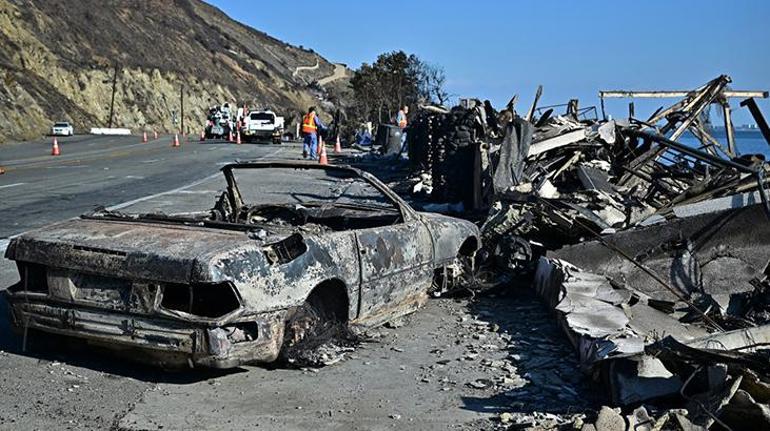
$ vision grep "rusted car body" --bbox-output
[3,162,480,368]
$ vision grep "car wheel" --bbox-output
[279,294,340,365]
[431,247,477,297]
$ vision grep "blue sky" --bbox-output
[207,0,770,125]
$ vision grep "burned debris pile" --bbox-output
[406,75,770,428]
[407,101,500,209]
[409,75,770,271]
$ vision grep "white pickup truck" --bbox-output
[240,110,284,144]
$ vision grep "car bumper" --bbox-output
[5,294,286,368]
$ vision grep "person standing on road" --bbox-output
[396,104,409,153]
[301,106,327,159]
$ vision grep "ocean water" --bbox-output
[678,130,769,159]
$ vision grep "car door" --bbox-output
[355,216,434,320]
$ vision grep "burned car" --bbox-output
[3,162,479,368]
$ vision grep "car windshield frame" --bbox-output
[53,123,70,127]
[222,162,415,221]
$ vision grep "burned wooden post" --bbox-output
[524,85,542,123]
[721,101,737,156]
[740,97,770,147]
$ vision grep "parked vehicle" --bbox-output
[240,109,284,144]
[3,162,480,368]
[51,122,74,136]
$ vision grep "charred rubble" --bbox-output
[406,75,770,429]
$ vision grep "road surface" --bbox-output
[318,63,348,86]
[292,59,319,78]
[0,136,593,430]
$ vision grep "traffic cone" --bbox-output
[51,137,61,156]
[228,130,233,142]
[236,130,241,144]
[172,133,180,147]
[153,130,158,140]
[0,166,5,175]
[334,135,342,154]
[142,131,148,143]
[200,130,205,141]
[318,138,328,165]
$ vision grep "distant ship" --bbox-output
[709,124,762,133]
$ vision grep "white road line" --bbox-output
[1,147,285,253]
[106,172,222,211]
[107,148,283,211]
[0,183,26,189]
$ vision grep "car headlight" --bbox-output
[159,282,242,318]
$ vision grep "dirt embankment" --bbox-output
[0,0,345,142]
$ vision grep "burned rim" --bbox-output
[279,293,344,365]
[431,247,478,297]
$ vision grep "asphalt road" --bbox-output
[0,136,593,430]
[0,135,292,430]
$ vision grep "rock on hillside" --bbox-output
[0,0,344,142]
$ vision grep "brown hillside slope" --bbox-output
[0,0,340,142]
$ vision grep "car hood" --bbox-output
[6,218,273,284]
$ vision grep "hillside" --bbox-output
[0,0,346,142]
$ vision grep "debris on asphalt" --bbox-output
[390,75,770,429]
[5,66,770,430]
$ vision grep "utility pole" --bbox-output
[180,83,184,135]
[107,62,119,128]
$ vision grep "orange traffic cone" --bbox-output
[51,137,61,156]
[236,130,242,144]
[142,131,148,143]
[172,133,180,147]
[318,138,328,165]
[153,130,158,140]
[228,130,234,142]
[200,130,205,141]
[334,135,342,154]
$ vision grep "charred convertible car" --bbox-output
[4,162,479,368]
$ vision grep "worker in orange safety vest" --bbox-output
[301,106,327,159]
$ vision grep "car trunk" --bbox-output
[7,218,247,284]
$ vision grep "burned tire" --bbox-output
[431,243,478,297]
[279,293,342,366]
